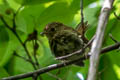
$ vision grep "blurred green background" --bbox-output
[0,0,120,80]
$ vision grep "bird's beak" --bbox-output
[40,31,45,36]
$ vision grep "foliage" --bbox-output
[0,0,120,80]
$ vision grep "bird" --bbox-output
[41,22,88,66]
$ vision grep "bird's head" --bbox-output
[40,22,64,39]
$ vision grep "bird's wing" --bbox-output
[50,30,84,57]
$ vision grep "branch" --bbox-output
[114,12,120,20]
[14,52,31,62]
[0,17,13,31]
[56,36,95,60]
[32,40,40,68]
[109,33,118,43]
[80,0,84,25]
[87,0,114,80]
[1,5,61,80]
[101,42,120,53]
[1,42,120,80]
[0,16,37,69]
[0,7,41,80]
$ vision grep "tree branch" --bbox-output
[0,7,42,79]
[0,16,37,69]
[109,33,118,43]
[114,12,120,20]
[1,42,120,80]
[32,40,40,68]
[14,52,31,62]
[80,0,84,25]
[56,36,94,60]
[87,0,114,80]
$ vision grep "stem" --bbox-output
[1,42,120,80]
[87,0,114,80]
[80,0,84,25]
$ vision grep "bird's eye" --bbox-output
[50,28,55,32]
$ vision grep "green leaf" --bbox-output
[98,55,119,80]
[13,0,64,5]
[0,26,20,66]
[0,67,9,78]
[0,26,9,66]
[17,3,45,33]
[37,1,80,31]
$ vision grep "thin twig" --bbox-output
[14,52,31,62]
[0,12,37,69]
[33,40,40,68]
[76,0,85,32]
[114,12,120,20]
[0,5,43,80]
[109,33,118,43]
[38,39,62,80]
[13,30,37,69]
[56,35,95,60]
[0,17,13,31]
[13,5,23,29]
[14,52,43,80]
[101,42,120,53]
[46,73,62,80]
[87,0,114,80]
[32,40,43,80]
[80,0,84,26]
[1,41,120,80]
[0,16,41,80]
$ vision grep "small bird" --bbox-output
[41,22,88,66]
